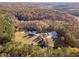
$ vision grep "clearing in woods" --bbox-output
[12,31,79,54]
[12,31,39,45]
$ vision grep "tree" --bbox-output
[55,24,77,47]
[0,16,15,44]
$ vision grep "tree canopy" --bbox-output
[0,16,15,44]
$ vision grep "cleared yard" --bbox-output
[12,31,39,45]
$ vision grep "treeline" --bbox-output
[13,8,76,23]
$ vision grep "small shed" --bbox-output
[27,27,37,36]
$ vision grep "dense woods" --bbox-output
[0,16,15,44]
[0,5,79,57]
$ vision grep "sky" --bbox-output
[0,0,79,2]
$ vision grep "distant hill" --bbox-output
[1,2,79,17]
[0,2,79,10]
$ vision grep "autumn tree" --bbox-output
[0,16,15,44]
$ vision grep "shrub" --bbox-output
[55,24,76,47]
[0,16,15,44]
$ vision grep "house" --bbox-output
[27,27,37,36]
[38,33,54,48]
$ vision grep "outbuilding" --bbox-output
[26,27,37,36]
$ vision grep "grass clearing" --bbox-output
[12,31,39,45]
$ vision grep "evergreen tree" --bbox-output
[0,16,15,44]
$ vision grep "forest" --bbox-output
[0,3,79,57]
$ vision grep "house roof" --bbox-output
[27,27,37,31]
